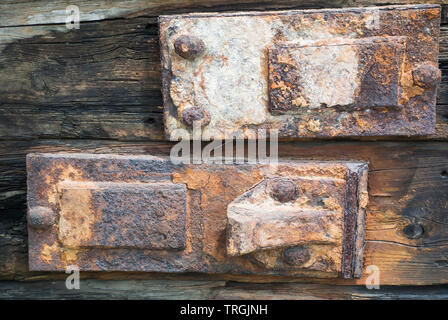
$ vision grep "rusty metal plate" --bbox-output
[58,182,186,249]
[159,4,441,140]
[27,153,368,278]
[227,177,347,255]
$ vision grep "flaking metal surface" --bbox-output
[58,181,186,250]
[27,153,368,278]
[268,37,405,113]
[159,5,441,140]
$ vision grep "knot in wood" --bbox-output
[403,223,424,239]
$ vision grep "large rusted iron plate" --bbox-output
[27,153,367,278]
[159,5,441,140]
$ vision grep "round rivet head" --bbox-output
[282,246,311,266]
[270,178,298,203]
[413,63,441,88]
[174,35,205,60]
[180,106,210,127]
[28,206,55,229]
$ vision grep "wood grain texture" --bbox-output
[0,4,447,141]
[1,280,448,300]
[0,279,226,300]
[0,18,165,141]
[1,0,448,298]
[0,0,369,27]
[213,282,448,300]
[2,0,448,28]
[0,140,447,285]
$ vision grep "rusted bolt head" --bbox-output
[413,63,441,88]
[174,35,205,60]
[28,206,55,229]
[180,106,210,127]
[282,246,311,266]
[270,178,298,203]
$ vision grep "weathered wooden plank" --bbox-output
[214,282,448,300]
[0,279,226,300]
[0,140,447,284]
[0,0,367,28]
[0,0,448,293]
[0,16,448,141]
[1,279,448,300]
[0,18,165,141]
[2,1,447,28]
[0,0,160,27]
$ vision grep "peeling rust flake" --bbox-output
[159,4,441,140]
[27,153,368,279]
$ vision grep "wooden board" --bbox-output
[1,0,448,298]
[0,4,447,141]
[2,279,448,300]
[1,140,447,286]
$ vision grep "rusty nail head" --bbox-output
[180,106,211,127]
[271,178,298,203]
[413,63,441,88]
[28,206,55,228]
[174,35,205,60]
[282,246,311,266]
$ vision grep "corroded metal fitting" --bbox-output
[413,63,441,88]
[28,206,55,228]
[180,106,210,127]
[270,178,298,203]
[282,246,311,266]
[174,35,205,60]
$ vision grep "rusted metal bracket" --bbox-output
[159,4,441,140]
[27,153,368,278]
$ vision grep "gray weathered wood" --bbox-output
[1,0,448,299]
[2,0,447,28]
[0,15,447,141]
[1,279,448,299]
[0,279,225,300]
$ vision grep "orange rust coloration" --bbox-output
[160,5,441,140]
[27,153,368,279]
